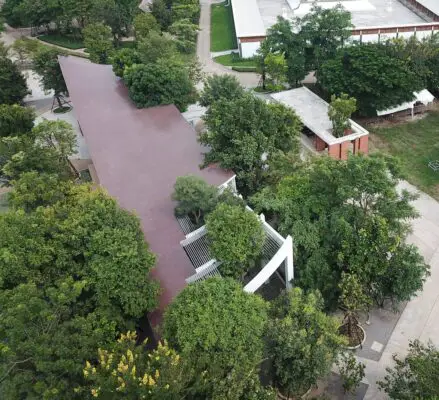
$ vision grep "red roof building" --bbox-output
[59,56,234,326]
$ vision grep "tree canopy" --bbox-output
[0,56,28,105]
[206,204,265,279]
[83,22,114,64]
[200,93,301,195]
[124,59,197,111]
[378,340,439,399]
[199,74,245,107]
[318,43,423,116]
[251,154,429,309]
[0,104,35,137]
[0,181,159,398]
[163,277,268,399]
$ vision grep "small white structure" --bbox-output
[377,89,435,117]
[230,0,266,58]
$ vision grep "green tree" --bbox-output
[264,52,287,90]
[201,94,301,195]
[300,4,352,70]
[318,43,423,116]
[163,277,268,399]
[378,340,439,399]
[32,47,68,108]
[124,59,197,111]
[83,331,191,399]
[83,22,114,64]
[337,352,366,394]
[169,18,198,53]
[268,288,345,397]
[1,120,77,183]
[0,56,28,104]
[0,104,34,137]
[133,12,160,41]
[264,17,308,87]
[136,31,178,64]
[110,47,141,78]
[252,155,429,309]
[206,204,265,279]
[172,174,219,226]
[328,93,357,138]
[150,0,172,30]
[1,0,26,26]
[199,73,245,107]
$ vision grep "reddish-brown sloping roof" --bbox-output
[59,56,233,326]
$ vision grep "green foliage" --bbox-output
[83,22,114,64]
[11,37,41,65]
[318,43,423,116]
[201,93,301,195]
[1,120,77,184]
[268,288,345,397]
[0,182,159,398]
[136,31,178,64]
[133,12,160,41]
[337,352,366,394]
[300,4,352,70]
[199,73,245,107]
[172,174,219,226]
[83,332,190,399]
[169,18,198,53]
[328,93,357,138]
[2,0,25,26]
[0,56,28,105]
[0,104,34,138]
[163,277,268,399]
[124,59,197,111]
[206,204,264,279]
[110,47,141,78]
[252,155,430,309]
[150,0,172,30]
[32,47,68,106]
[264,52,287,90]
[378,340,439,399]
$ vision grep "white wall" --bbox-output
[239,39,261,58]
[351,29,437,44]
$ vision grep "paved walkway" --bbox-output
[360,180,439,399]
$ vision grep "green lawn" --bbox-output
[370,111,439,199]
[38,34,84,49]
[213,52,256,67]
[210,2,238,52]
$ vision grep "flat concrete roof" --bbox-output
[231,0,266,38]
[258,0,425,30]
[416,0,439,16]
[271,87,368,145]
[59,56,233,326]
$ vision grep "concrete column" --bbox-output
[284,235,294,290]
[315,136,327,152]
[353,138,359,155]
[358,135,369,154]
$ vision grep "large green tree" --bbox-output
[83,22,114,64]
[268,288,344,397]
[0,56,28,105]
[124,59,197,111]
[318,43,423,116]
[0,104,34,137]
[206,204,265,279]
[0,182,159,398]
[200,93,302,195]
[199,74,245,107]
[136,31,178,64]
[252,155,429,309]
[163,277,268,399]
[378,340,439,399]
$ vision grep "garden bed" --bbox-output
[38,33,84,49]
[210,2,237,51]
[339,323,365,348]
[213,53,256,68]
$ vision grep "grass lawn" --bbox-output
[213,53,256,67]
[211,2,237,52]
[38,34,84,49]
[370,111,439,199]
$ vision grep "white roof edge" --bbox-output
[231,0,265,38]
[377,89,435,116]
[353,21,439,30]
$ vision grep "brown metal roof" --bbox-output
[59,56,233,326]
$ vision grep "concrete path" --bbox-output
[197,0,260,88]
[360,180,439,399]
